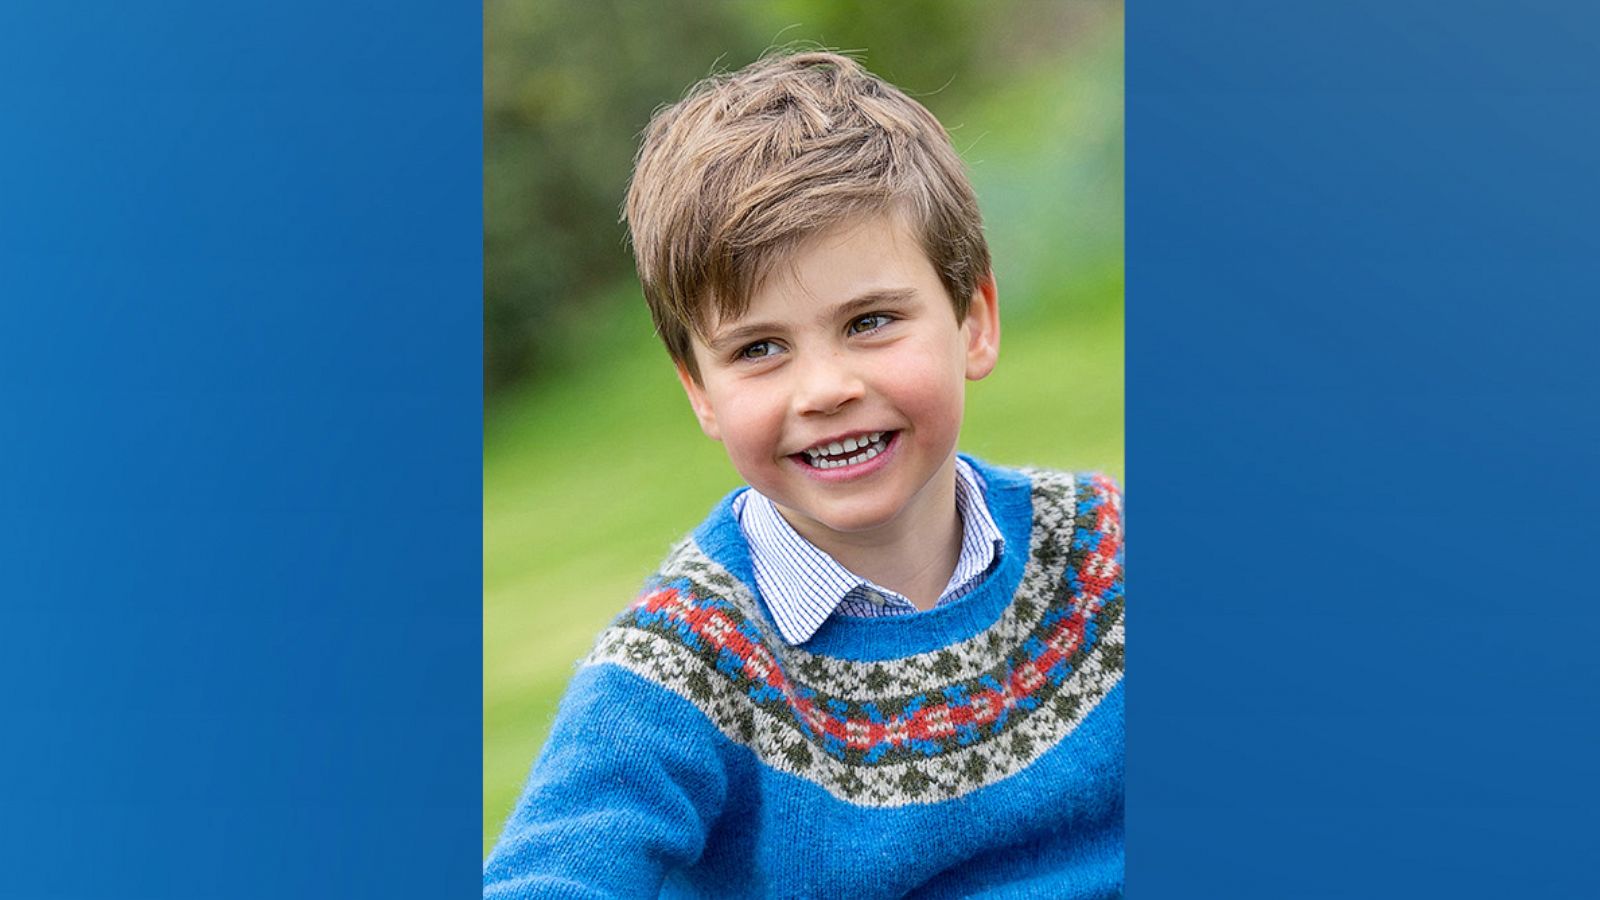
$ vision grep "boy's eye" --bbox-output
[737,340,779,361]
[848,313,893,335]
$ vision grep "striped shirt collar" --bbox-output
[732,457,1005,646]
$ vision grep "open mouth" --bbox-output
[797,431,896,470]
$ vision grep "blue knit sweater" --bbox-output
[484,458,1125,898]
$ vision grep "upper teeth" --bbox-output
[805,431,885,461]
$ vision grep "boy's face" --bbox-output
[677,214,1000,550]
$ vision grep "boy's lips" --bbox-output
[787,430,900,481]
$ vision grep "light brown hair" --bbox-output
[624,50,991,380]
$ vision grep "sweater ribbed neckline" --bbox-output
[690,454,1039,663]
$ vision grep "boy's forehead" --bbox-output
[747,217,926,305]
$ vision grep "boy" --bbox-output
[485,51,1123,898]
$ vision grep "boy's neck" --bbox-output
[774,458,964,612]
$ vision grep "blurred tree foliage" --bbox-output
[485,0,1114,393]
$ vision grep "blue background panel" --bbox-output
[0,2,480,897]
[1129,1,1599,897]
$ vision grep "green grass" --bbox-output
[483,286,1122,854]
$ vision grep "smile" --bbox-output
[798,431,895,470]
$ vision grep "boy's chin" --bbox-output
[770,494,911,541]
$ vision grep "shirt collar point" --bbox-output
[774,614,821,647]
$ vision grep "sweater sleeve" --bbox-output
[483,661,729,899]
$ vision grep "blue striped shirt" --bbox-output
[731,457,1005,646]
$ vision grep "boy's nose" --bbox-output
[792,352,865,416]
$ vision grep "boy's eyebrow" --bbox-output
[703,320,785,354]
[828,288,917,321]
[704,287,918,353]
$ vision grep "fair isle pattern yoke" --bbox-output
[583,469,1124,807]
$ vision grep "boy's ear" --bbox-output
[674,361,722,442]
[963,272,1001,381]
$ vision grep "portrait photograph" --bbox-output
[483,2,1125,895]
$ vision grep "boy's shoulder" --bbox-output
[963,456,1121,548]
